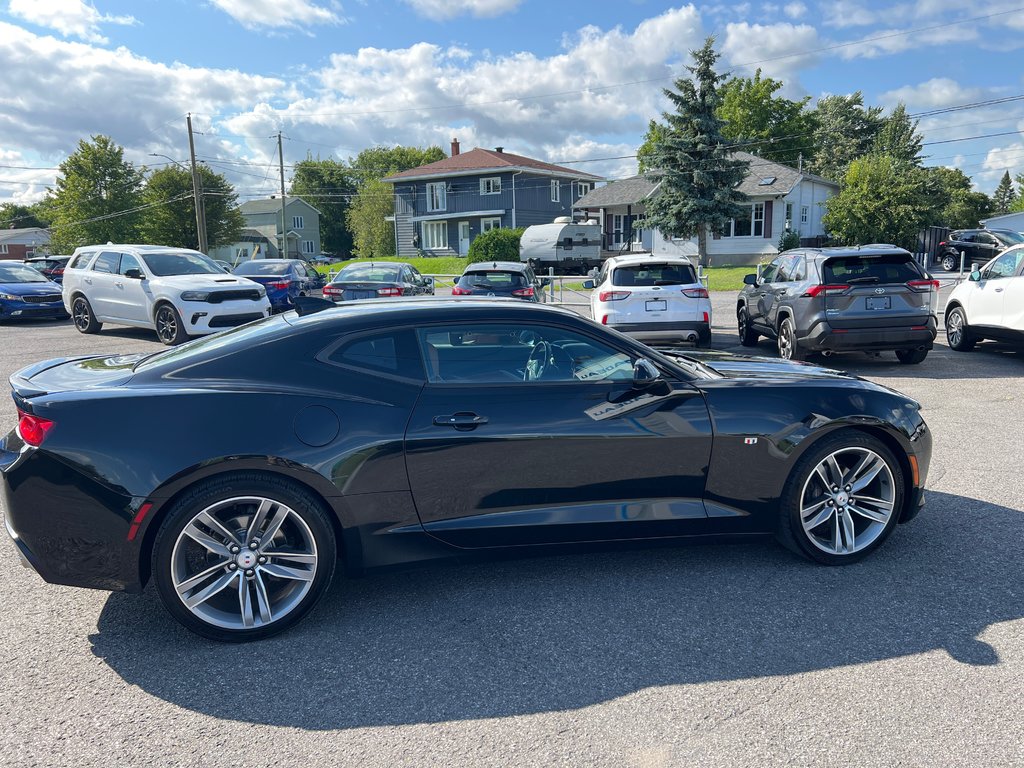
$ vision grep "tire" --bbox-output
[945,306,976,352]
[895,348,928,364]
[696,328,712,348]
[776,431,905,565]
[154,303,189,346]
[777,316,805,361]
[152,472,337,642]
[71,295,102,334]
[941,253,958,272]
[737,305,759,347]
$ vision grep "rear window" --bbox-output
[612,263,696,287]
[335,265,400,283]
[234,261,291,276]
[458,271,527,288]
[822,255,923,285]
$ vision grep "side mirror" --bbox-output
[424,276,435,288]
[632,358,661,387]
[539,277,551,287]
[969,270,982,282]
[743,273,758,285]
[582,279,595,289]
[124,268,144,280]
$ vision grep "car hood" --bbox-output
[0,280,61,296]
[154,274,262,290]
[661,349,853,380]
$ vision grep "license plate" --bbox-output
[865,296,891,310]
[645,299,667,312]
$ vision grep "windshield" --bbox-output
[459,271,527,288]
[0,264,49,283]
[234,261,291,276]
[992,230,1024,245]
[141,252,223,276]
[613,263,697,286]
[335,265,400,283]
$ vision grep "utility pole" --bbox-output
[186,113,208,253]
[278,132,287,258]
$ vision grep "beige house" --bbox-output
[209,198,321,264]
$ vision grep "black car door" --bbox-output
[403,321,714,548]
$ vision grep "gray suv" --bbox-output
[737,246,938,364]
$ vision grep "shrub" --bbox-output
[778,230,801,252]
[467,227,525,264]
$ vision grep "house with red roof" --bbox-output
[382,140,603,257]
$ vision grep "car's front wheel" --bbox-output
[777,432,905,565]
[945,306,976,352]
[154,303,189,346]
[71,296,102,334]
[153,473,337,642]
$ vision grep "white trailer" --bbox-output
[519,217,603,275]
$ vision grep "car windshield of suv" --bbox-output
[141,252,223,276]
[234,262,291,276]
[613,263,696,286]
[459,271,526,288]
[335,265,400,283]
[823,255,924,284]
[0,264,49,283]
[991,230,1024,245]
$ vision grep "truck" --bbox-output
[519,217,603,275]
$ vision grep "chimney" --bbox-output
[495,146,504,153]
[451,138,460,157]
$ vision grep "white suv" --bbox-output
[584,255,712,346]
[63,245,272,345]
[944,244,1024,351]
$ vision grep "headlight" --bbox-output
[256,287,267,298]
[180,291,211,301]
[0,292,22,301]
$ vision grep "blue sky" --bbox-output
[2,0,1024,205]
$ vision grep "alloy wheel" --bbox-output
[73,299,90,331]
[947,310,964,347]
[156,307,178,343]
[798,447,896,555]
[170,496,318,630]
[778,322,794,359]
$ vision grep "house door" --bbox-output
[459,222,471,255]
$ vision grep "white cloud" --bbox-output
[821,1,881,27]
[208,0,344,31]
[783,2,807,19]
[8,0,136,44]
[400,0,522,20]
[880,78,986,110]
[837,24,978,59]
[721,22,821,94]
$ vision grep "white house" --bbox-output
[980,210,1024,233]
[208,197,321,265]
[574,152,839,266]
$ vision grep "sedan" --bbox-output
[23,256,71,284]
[323,261,434,301]
[0,262,68,321]
[1,300,932,642]
[232,259,324,312]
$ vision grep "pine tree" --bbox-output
[992,171,1016,214]
[644,38,749,268]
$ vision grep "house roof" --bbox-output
[383,147,603,183]
[574,152,839,209]
[239,197,322,216]
[0,227,50,244]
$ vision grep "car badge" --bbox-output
[874,287,886,294]
[744,437,758,445]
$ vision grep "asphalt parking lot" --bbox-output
[1,291,1022,767]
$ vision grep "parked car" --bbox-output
[944,244,1024,351]
[583,255,711,346]
[212,260,234,273]
[62,245,271,345]
[322,261,434,301]
[1,299,931,641]
[308,254,335,266]
[231,259,324,312]
[0,262,68,322]
[737,246,938,364]
[934,229,1024,272]
[23,256,70,284]
[452,261,545,301]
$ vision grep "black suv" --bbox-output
[737,246,939,364]
[935,229,1024,272]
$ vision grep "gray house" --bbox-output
[382,140,603,257]
[209,197,321,264]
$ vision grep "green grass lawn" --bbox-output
[703,266,753,292]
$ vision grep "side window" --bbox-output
[959,232,976,243]
[68,251,94,269]
[984,252,1018,279]
[320,330,423,380]
[759,260,780,283]
[91,251,120,274]
[417,324,635,384]
[118,253,142,275]
[777,254,802,282]
[790,255,806,282]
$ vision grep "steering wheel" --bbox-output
[524,341,552,381]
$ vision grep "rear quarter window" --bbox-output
[68,252,95,269]
[823,255,923,285]
[320,329,424,380]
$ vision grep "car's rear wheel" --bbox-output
[154,303,189,346]
[738,306,759,346]
[777,317,805,361]
[153,473,337,642]
[71,296,101,334]
[777,432,905,565]
[895,348,928,364]
[945,306,976,352]
[941,253,958,272]
[696,328,712,348]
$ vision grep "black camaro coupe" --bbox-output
[1,299,931,641]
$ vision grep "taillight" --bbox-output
[804,284,850,297]
[599,291,631,301]
[601,314,609,324]
[52,268,64,276]
[938,241,946,247]
[682,287,709,299]
[17,409,54,447]
[269,281,289,290]
[377,287,403,297]
[907,279,940,292]
[512,286,535,297]
[451,285,472,295]
[322,285,337,294]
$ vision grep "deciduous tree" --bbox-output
[716,69,816,165]
[807,93,885,182]
[140,165,242,250]
[289,156,357,256]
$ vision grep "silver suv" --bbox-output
[737,246,938,364]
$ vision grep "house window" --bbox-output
[612,214,624,245]
[800,205,809,224]
[0,244,7,254]
[302,240,315,254]
[422,221,448,250]
[577,182,592,198]
[480,177,501,195]
[481,217,501,232]
[723,203,764,237]
[427,182,447,212]
[550,180,560,203]
[292,215,304,229]
[785,203,793,230]
[752,202,764,237]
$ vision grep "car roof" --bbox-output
[462,261,528,273]
[237,258,300,264]
[71,244,207,255]
[337,261,406,269]
[793,246,913,261]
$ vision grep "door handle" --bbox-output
[114,281,124,288]
[433,412,488,430]
[995,288,1004,293]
